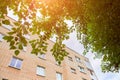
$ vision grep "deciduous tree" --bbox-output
[0,0,120,72]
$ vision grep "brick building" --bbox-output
[0,17,98,80]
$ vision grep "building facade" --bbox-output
[0,17,98,80]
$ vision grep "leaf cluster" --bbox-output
[0,0,120,72]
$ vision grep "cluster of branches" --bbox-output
[0,0,120,72]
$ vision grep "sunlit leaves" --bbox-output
[79,0,120,72]
[2,20,10,25]
[15,50,20,55]
[30,38,48,55]
[3,36,13,42]
[1,0,120,72]
[51,38,68,64]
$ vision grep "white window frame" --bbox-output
[75,56,81,63]
[56,72,62,80]
[23,34,30,39]
[23,46,27,52]
[9,57,23,69]
[36,66,45,76]
[78,66,85,73]
[2,24,13,30]
[0,33,4,41]
[38,53,46,59]
[56,61,61,66]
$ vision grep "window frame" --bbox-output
[56,72,62,80]
[78,66,85,73]
[88,69,94,75]
[9,57,23,69]
[55,61,61,66]
[38,53,46,60]
[82,78,87,80]
[0,33,4,42]
[70,68,76,74]
[2,78,8,80]
[23,34,30,40]
[23,46,27,52]
[2,24,13,30]
[36,66,45,77]
[68,56,73,61]
[75,56,81,63]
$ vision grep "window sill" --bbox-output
[69,60,73,62]
[38,57,46,60]
[2,25,12,31]
[36,74,45,77]
[2,78,8,80]
[71,72,76,74]
[80,71,86,74]
[77,61,82,63]
[8,65,21,70]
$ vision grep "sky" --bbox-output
[7,9,120,80]
[63,32,120,80]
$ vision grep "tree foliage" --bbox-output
[0,0,120,72]
[82,0,120,72]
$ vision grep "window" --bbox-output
[82,78,87,80]
[78,66,85,73]
[75,56,81,63]
[23,46,27,52]
[38,54,46,59]
[56,72,62,80]
[9,57,23,69]
[7,9,19,21]
[56,61,61,66]
[36,66,45,76]
[0,34,4,41]
[89,69,93,75]
[68,56,73,61]
[2,78,8,80]
[23,34,30,39]
[71,68,76,74]
[2,24,12,30]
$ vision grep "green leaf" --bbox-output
[2,20,10,25]
[8,31,15,35]
[3,36,13,42]
[14,22,20,26]
[12,28,16,31]
[10,41,15,46]
[10,46,16,49]
[3,36,8,40]
[66,36,69,40]
[18,44,23,50]
[15,50,20,56]
[20,37,27,45]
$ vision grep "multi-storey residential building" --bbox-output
[0,16,98,80]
